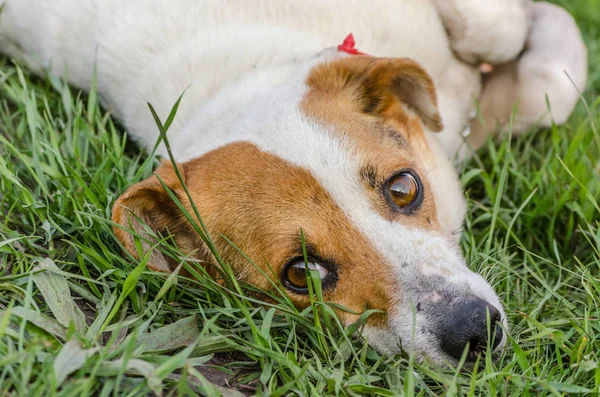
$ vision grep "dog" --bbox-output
[0,0,586,365]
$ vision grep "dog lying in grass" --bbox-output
[0,0,586,365]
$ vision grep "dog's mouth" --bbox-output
[362,285,508,365]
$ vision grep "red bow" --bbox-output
[337,33,367,55]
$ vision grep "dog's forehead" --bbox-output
[184,142,372,259]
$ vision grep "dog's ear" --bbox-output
[307,57,443,132]
[111,161,203,273]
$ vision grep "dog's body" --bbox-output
[0,0,481,159]
[0,0,586,364]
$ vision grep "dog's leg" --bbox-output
[468,2,587,148]
[432,0,530,66]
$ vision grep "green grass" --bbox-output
[1,0,600,395]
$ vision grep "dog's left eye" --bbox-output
[385,171,421,210]
[283,259,330,292]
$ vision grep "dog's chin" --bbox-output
[359,324,507,368]
[360,325,453,366]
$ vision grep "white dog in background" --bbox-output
[0,0,586,365]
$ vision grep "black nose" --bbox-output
[439,297,503,361]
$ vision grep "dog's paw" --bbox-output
[469,2,587,147]
[433,0,529,65]
[514,2,588,129]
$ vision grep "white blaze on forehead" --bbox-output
[172,62,504,321]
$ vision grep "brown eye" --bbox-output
[386,172,420,210]
[284,259,330,292]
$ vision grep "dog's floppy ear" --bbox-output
[307,57,443,132]
[111,161,202,273]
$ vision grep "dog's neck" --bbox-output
[154,48,346,161]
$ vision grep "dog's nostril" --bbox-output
[438,297,504,361]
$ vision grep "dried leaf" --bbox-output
[32,258,86,333]
[53,339,99,386]
[137,315,199,353]
[9,306,67,340]
[184,364,247,397]
[97,358,162,396]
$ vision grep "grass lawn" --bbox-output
[1,1,599,395]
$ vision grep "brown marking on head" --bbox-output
[306,56,443,132]
[301,56,444,232]
[112,142,395,325]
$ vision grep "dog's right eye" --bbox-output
[384,171,422,212]
[282,258,331,293]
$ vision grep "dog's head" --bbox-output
[112,56,506,365]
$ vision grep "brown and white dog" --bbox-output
[0,0,586,364]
